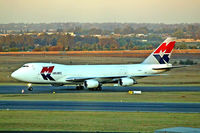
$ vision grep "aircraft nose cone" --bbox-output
[11,69,30,82]
[11,71,19,79]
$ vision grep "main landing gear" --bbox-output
[88,87,102,91]
[75,84,102,91]
[27,83,33,91]
[88,85,102,91]
[76,84,84,90]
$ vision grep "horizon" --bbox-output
[1,22,200,25]
[0,0,200,24]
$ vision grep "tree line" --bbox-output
[0,23,200,51]
[0,33,199,52]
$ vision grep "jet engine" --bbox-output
[84,79,99,89]
[118,78,136,86]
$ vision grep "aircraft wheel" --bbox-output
[96,87,102,91]
[76,85,84,90]
[88,88,94,91]
[96,84,102,91]
[28,87,33,91]
[80,86,84,90]
[76,86,80,90]
[98,86,102,91]
[88,88,102,91]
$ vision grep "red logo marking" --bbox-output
[40,66,54,73]
[40,66,55,81]
[154,41,175,54]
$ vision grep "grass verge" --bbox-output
[0,110,199,132]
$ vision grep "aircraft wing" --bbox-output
[65,74,167,83]
[66,76,127,82]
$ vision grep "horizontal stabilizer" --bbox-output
[132,74,168,77]
[152,65,188,70]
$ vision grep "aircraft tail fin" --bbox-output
[142,37,176,64]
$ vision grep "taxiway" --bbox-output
[0,85,199,94]
[0,100,200,113]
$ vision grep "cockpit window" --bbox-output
[22,65,29,67]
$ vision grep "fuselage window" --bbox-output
[22,65,29,67]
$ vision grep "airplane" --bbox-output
[11,37,179,91]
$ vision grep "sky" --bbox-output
[0,0,199,24]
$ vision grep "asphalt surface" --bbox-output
[0,85,200,94]
[0,100,200,113]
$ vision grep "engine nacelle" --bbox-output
[118,78,136,86]
[84,79,100,89]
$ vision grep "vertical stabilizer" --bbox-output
[142,37,176,64]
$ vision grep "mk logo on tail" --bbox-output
[153,41,175,64]
[40,66,55,81]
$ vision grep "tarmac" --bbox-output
[0,85,199,113]
[0,100,200,113]
[0,85,200,94]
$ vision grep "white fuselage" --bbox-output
[11,63,170,84]
[11,37,176,89]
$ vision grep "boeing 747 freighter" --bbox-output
[11,37,178,91]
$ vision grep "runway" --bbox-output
[0,100,200,113]
[0,85,200,94]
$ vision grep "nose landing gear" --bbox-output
[27,83,33,91]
